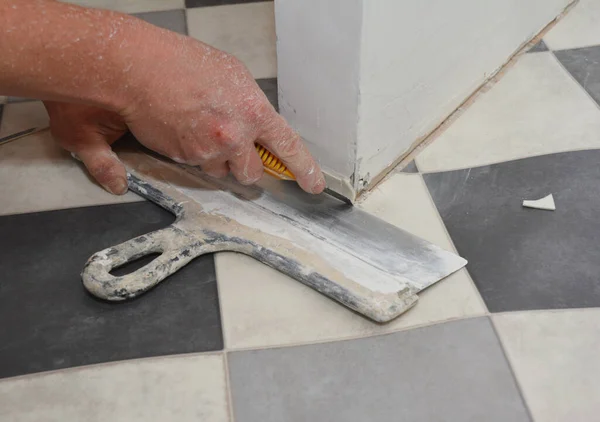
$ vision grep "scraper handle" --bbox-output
[81,226,203,301]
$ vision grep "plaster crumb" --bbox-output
[523,194,555,211]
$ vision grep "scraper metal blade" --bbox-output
[81,147,467,323]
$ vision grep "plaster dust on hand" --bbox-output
[523,194,556,211]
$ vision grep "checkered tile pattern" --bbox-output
[2,0,600,420]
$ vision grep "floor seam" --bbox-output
[223,351,236,422]
[226,314,489,353]
[213,252,236,421]
[416,172,490,313]
[549,47,600,113]
[0,350,225,384]
[489,316,536,422]
[224,306,600,353]
[214,253,230,352]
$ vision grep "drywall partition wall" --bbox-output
[275,0,573,195]
[356,0,573,187]
[274,0,363,183]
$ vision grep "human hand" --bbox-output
[120,31,325,194]
[44,101,129,195]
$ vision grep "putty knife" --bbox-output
[82,146,467,323]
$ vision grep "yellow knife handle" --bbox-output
[256,144,295,181]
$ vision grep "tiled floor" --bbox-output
[2,0,600,420]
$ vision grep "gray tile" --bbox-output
[528,40,549,53]
[186,0,271,8]
[228,317,530,422]
[0,105,3,128]
[0,202,222,379]
[256,77,278,111]
[555,45,600,106]
[424,150,600,312]
[133,9,187,34]
[401,160,418,173]
[7,97,36,103]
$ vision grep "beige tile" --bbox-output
[0,102,141,216]
[62,0,185,14]
[0,354,229,422]
[416,53,600,173]
[0,96,6,105]
[544,0,600,50]
[217,173,485,350]
[187,3,276,79]
[494,309,600,422]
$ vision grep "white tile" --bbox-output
[217,173,485,350]
[0,354,229,422]
[416,53,600,173]
[187,3,277,79]
[62,0,185,14]
[0,102,141,216]
[544,0,600,50]
[494,309,600,422]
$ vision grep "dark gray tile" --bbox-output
[229,318,530,422]
[256,77,278,112]
[424,150,600,312]
[0,202,222,379]
[555,46,600,105]
[133,9,187,35]
[186,0,271,8]
[528,40,549,53]
[401,160,418,173]
[7,97,36,103]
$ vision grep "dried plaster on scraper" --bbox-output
[82,148,467,323]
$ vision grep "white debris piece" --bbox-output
[522,194,555,211]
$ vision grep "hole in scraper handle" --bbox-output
[109,253,162,277]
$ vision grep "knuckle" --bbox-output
[246,99,272,123]
[210,124,241,149]
[276,137,302,159]
[228,139,247,157]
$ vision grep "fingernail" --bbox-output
[312,175,326,194]
[104,178,128,195]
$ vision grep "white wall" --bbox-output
[276,0,572,193]
[356,0,572,186]
[275,0,363,181]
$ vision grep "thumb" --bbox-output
[75,140,128,195]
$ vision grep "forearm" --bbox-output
[0,0,156,112]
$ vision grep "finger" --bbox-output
[259,114,325,194]
[75,140,128,195]
[202,160,230,178]
[228,143,264,185]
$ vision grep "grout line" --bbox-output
[213,253,230,352]
[489,316,536,422]
[226,314,487,353]
[213,253,237,421]
[418,145,600,175]
[2,308,595,385]
[416,172,490,313]
[492,306,600,318]
[0,350,225,384]
[549,48,600,113]
[224,306,600,353]
[182,7,190,36]
[222,351,237,422]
